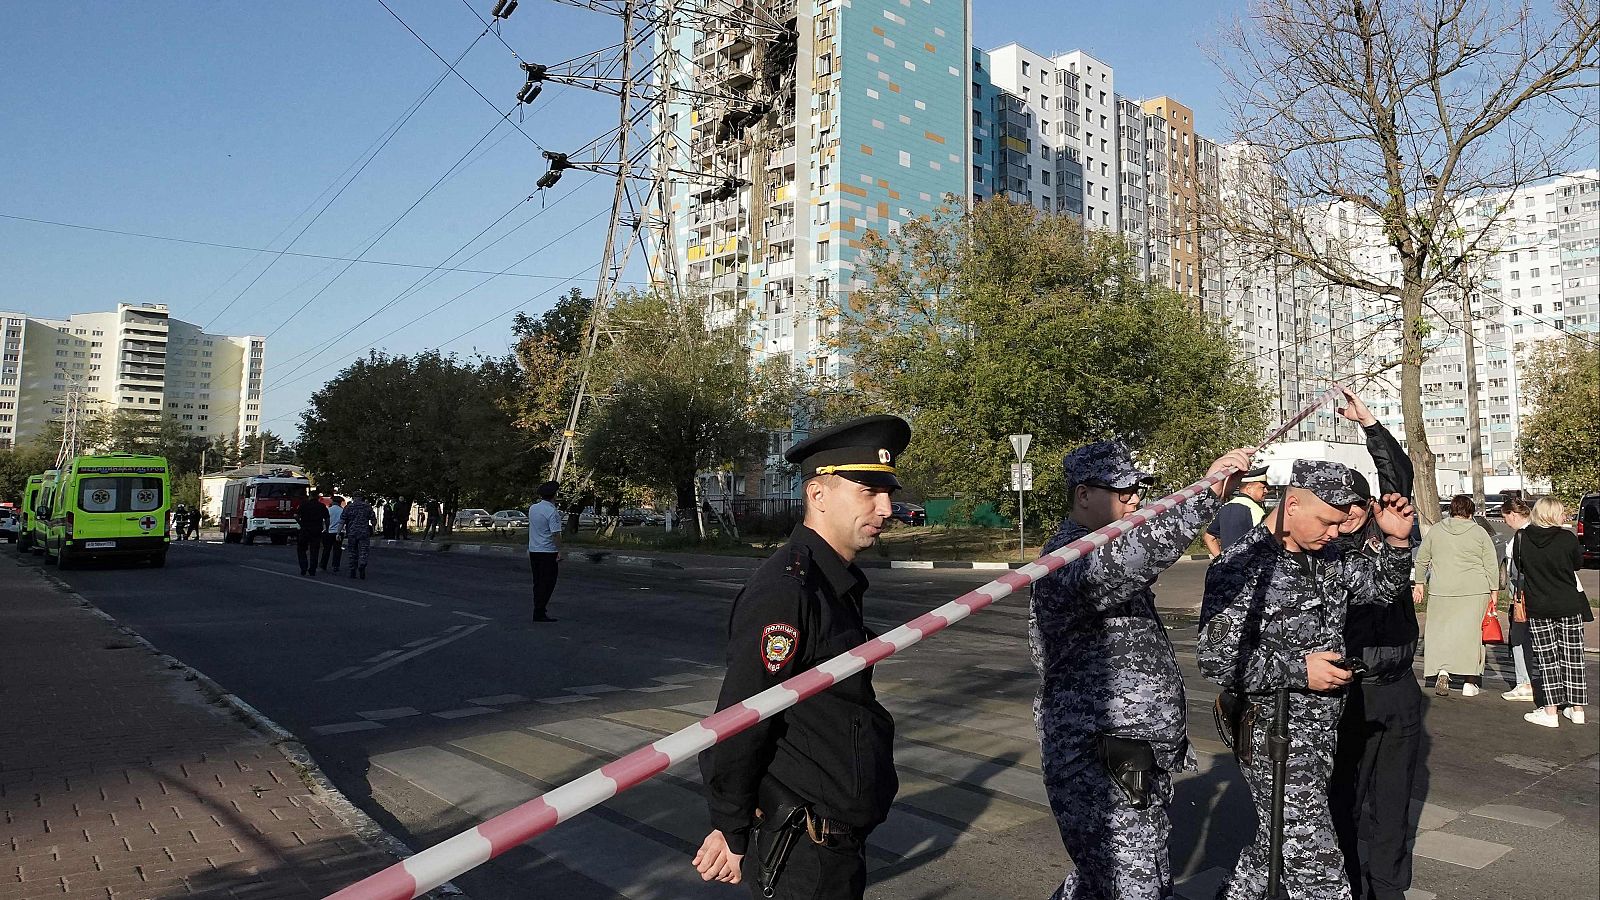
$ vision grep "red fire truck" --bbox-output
[220,470,310,545]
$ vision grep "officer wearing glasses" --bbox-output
[1030,440,1254,900]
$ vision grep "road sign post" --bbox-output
[1009,434,1032,560]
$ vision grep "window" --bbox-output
[817,239,830,261]
[899,150,911,167]
[78,477,164,514]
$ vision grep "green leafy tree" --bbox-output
[579,291,791,538]
[836,197,1268,526]
[0,440,57,503]
[1518,336,1600,505]
[297,351,543,522]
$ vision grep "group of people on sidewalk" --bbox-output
[1412,490,1591,726]
[293,490,376,579]
[688,389,1589,900]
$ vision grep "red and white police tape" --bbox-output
[325,387,1341,900]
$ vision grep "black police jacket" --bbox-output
[1340,420,1418,684]
[699,524,897,855]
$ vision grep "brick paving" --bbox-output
[1,562,399,899]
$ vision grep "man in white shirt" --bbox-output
[527,481,564,622]
[319,495,345,574]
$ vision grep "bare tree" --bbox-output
[1209,0,1599,522]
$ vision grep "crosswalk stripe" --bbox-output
[880,696,1038,741]
[894,741,1051,807]
[606,707,705,735]
[897,719,1043,772]
[382,741,722,898]
[895,772,1048,834]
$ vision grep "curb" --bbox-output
[31,566,465,900]
[370,539,688,569]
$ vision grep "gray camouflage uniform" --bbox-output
[1197,461,1411,900]
[1030,441,1221,900]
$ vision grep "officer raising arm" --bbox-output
[1030,441,1253,900]
[693,416,907,900]
[1198,461,1415,900]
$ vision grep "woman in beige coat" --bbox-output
[1414,494,1500,696]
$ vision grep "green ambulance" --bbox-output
[27,470,57,554]
[17,473,46,552]
[42,453,171,569]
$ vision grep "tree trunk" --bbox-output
[1400,287,1440,526]
[675,480,701,540]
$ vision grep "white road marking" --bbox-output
[318,665,363,682]
[433,707,498,720]
[359,707,422,720]
[452,610,492,621]
[311,721,385,736]
[351,624,488,680]
[568,684,625,695]
[468,694,529,706]
[238,564,431,607]
[364,649,402,663]
[537,695,596,705]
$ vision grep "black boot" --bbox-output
[349,568,358,578]
[359,566,367,579]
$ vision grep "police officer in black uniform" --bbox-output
[694,415,908,900]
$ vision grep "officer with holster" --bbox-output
[694,416,906,899]
[1030,441,1253,900]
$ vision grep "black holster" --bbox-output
[1214,690,1259,767]
[754,776,809,898]
[1097,733,1157,810]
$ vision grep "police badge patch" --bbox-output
[761,622,799,673]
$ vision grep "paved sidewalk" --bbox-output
[0,561,403,899]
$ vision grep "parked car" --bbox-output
[618,508,646,526]
[578,507,604,527]
[491,509,529,528]
[889,502,926,526]
[454,508,493,528]
[0,509,18,543]
[641,509,667,526]
[1579,493,1600,569]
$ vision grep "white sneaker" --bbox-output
[1525,709,1561,728]
[1462,683,1480,697]
[1562,706,1586,724]
[1502,685,1535,702]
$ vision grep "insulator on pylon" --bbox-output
[518,62,547,104]
[491,0,518,20]
[537,151,570,190]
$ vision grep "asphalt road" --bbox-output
[22,538,1599,900]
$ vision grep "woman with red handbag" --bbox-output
[1414,495,1501,697]
[1518,497,1592,728]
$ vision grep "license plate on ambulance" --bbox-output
[85,541,116,549]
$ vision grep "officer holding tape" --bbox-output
[1198,460,1414,900]
[1030,441,1253,900]
[694,415,907,899]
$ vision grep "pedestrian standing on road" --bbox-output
[526,482,563,623]
[693,415,908,900]
[343,491,377,579]
[1029,441,1252,900]
[424,500,442,540]
[295,490,329,577]
[1327,387,1425,900]
[1199,461,1415,900]
[1499,498,1536,701]
[188,505,201,540]
[1414,495,1499,697]
[1203,465,1270,555]
[1518,497,1591,728]
[320,495,345,574]
[171,504,187,538]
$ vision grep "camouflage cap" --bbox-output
[1062,440,1154,491]
[1290,459,1362,508]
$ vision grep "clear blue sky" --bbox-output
[1,0,1237,438]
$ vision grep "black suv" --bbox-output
[1579,493,1599,568]
[889,502,926,526]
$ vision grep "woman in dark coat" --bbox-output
[1518,497,1591,728]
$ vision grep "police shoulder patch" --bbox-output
[1204,613,1233,646]
[761,622,800,673]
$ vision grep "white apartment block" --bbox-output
[0,303,264,451]
[1213,165,1600,470]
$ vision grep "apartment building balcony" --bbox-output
[764,220,794,243]
[767,145,796,169]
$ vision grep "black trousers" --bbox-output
[1331,676,1424,900]
[528,552,559,617]
[739,827,867,900]
[296,530,322,573]
[319,534,343,571]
